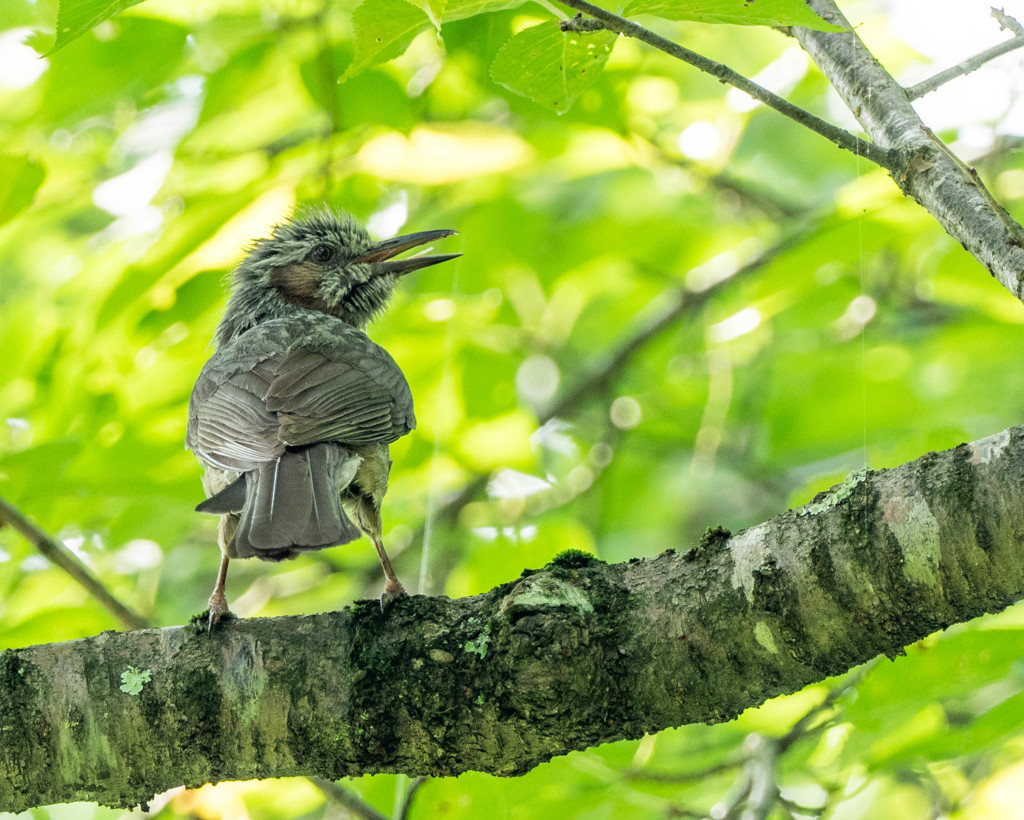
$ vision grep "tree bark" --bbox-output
[4,425,1024,812]
[794,0,1024,302]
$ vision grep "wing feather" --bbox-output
[187,314,415,471]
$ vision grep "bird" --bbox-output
[185,208,459,626]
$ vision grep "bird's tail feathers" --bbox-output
[196,475,246,514]
[228,444,362,559]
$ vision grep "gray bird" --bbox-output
[186,208,459,626]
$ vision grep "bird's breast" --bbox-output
[349,443,392,506]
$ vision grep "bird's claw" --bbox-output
[379,579,407,611]
[207,592,232,632]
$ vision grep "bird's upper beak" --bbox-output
[355,229,461,276]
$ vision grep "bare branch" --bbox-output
[625,758,740,783]
[693,661,874,818]
[777,659,877,752]
[905,9,1024,100]
[543,221,818,420]
[0,495,150,630]
[552,0,894,168]
[994,7,1024,36]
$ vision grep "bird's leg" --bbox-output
[207,554,231,630]
[371,534,406,609]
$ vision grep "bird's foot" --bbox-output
[206,591,233,632]
[379,578,407,611]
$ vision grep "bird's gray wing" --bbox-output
[187,355,284,471]
[266,339,415,447]
[187,319,415,470]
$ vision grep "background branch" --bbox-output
[794,0,1024,303]
[905,9,1024,100]
[313,778,390,820]
[554,0,893,168]
[542,222,818,420]
[390,220,823,590]
[0,495,149,630]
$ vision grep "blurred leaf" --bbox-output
[343,0,533,82]
[48,0,147,55]
[490,23,616,114]
[410,0,447,28]
[837,629,1024,768]
[0,156,44,226]
[625,0,844,29]
[137,270,227,336]
[2,0,41,28]
[0,440,82,500]
[300,51,417,132]
[41,16,187,123]
[196,42,275,126]
[95,193,255,328]
[442,0,529,22]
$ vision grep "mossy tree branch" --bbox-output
[5,426,1024,812]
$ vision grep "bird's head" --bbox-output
[225,208,459,334]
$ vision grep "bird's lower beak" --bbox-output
[356,229,461,276]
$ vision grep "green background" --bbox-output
[2,0,1024,817]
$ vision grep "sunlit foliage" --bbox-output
[2,0,1024,816]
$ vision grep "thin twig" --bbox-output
[777,793,826,816]
[662,807,705,819]
[742,735,781,820]
[315,4,341,197]
[995,7,1024,36]
[625,758,740,782]
[561,12,606,32]
[669,157,805,220]
[553,0,894,169]
[312,777,391,820]
[710,660,876,819]
[905,9,1024,100]
[397,777,426,820]
[712,765,753,819]
[0,494,150,630]
[778,658,877,752]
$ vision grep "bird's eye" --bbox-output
[310,244,335,264]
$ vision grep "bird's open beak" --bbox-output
[356,229,461,276]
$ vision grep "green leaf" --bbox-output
[48,0,148,55]
[625,0,843,30]
[342,0,432,82]
[490,23,616,114]
[0,156,44,226]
